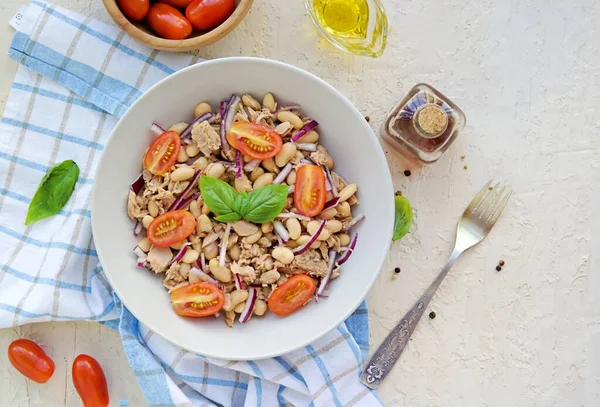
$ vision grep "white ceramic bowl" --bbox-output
[92,57,394,360]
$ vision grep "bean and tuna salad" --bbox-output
[127,92,364,326]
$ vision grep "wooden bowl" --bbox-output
[102,0,253,52]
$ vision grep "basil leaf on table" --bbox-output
[393,193,413,241]
[199,175,238,216]
[25,160,80,225]
[243,185,289,224]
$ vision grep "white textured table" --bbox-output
[1,0,599,405]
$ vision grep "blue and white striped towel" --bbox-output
[0,2,384,406]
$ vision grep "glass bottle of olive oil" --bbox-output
[305,0,388,57]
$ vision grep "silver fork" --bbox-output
[360,180,513,389]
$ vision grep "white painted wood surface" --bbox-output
[1,0,599,405]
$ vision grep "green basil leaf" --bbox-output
[25,160,80,225]
[393,193,413,241]
[233,191,250,216]
[215,212,242,223]
[243,185,288,223]
[199,175,238,216]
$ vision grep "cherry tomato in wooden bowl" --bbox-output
[268,275,317,316]
[294,164,327,217]
[226,122,283,160]
[7,339,55,383]
[186,0,235,31]
[147,3,193,40]
[147,210,196,247]
[72,354,109,407]
[171,282,225,317]
[116,0,149,21]
[143,130,181,176]
[156,0,194,8]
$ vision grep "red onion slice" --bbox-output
[323,166,338,197]
[133,246,147,260]
[218,223,232,267]
[130,173,144,194]
[220,94,241,152]
[322,196,340,211]
[273,163,293,185]
[277,212,310,221]
[294,143,317,152]
[293,219,325,255]
[279,103,300,111]
[133,220,143,236]
[176,192,199,211]
[317,250,337,296]
[235,151,243,178]
[336,233,358,265]
[189,267,219,285]
[244,159,261,172]
[150,122,165,136]
[343,214,365,232]
[234,273,244,290]
[291,120,319,142]
[137,260,148,268]
[180,112,213,140]
[273,220,290,243]
[288,185,295,195]
[198,252,206,272]
[167,170,202,211]
[167,246,188,267]
[239,287,257,323]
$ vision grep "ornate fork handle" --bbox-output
[360,251,460,389]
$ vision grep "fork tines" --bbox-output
[470,180,513,224]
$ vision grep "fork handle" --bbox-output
[360,250,461,389]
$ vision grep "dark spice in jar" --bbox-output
[404,170,411,177]
[429,311,436,319]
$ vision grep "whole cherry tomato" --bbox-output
[116,0,149,21]
[157,0,194,8]
[147,3,193,40]
[72,354,109,407]
[186,0,235,31]
[7,339,55,383]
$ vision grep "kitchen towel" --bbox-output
[0,1,384,406]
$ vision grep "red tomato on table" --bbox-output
[7,339,55,383]
[147,3,193,40]
[72,354,109,407]
[117,0,149,21]
[157,0,195,8]
[268,275,317,316]
[170,282,225,317]
[186,0,236,31]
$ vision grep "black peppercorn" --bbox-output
[499,260,505,266]
[394,267,401,274]
[364,116,371,122]
[496,265,502,272]
[429,311,436,319]
[404,170,411,177]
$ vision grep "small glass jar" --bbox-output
[380,84,466,163]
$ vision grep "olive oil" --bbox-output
[306,0,388,57]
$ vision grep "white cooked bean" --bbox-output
[286,170,296,185]
[223,289,248,311]
[203,242,219,260]
[170,166,195,182]
[264,257,274,270]
[275,122,292,135]
[230,244,241,261]
[338,233,351,246]
[244,230,263,245]
[181,249,199,264]
[189,200,201,218]
[272,247,294,264]
[262,158,279,174]
[338,184,358,202]
[285,218,301,240]
[260,270,280,284]
[192,156,209,171]
[209,258,232,282]
[275,143,297,167]
[336,201,351,217]
[142,215,154,229]
[249,167,265,182]
[177,148,189,163]
[197,216,212,234]
[253,299,267,316]
[179,263,191,278]
[137,237,151,252]
[234,302,246,313]
[206,163,226,179]
[261,222,273,233]
[170,241,185,250]
[194,102,212,118]
[148,199,159,218]
[242,94,262,110]
[258,237,271,247]
[325,220,343,233]
[202,204,211,215]
[318,207,337,220]
[296,130,319,143]
[168,122,189,135]
[192,241,202,252]
[253,173,274,189]
[185,143,200,158]
[262,93,276,112]
[307,220,330,240]
[277,111,303,129]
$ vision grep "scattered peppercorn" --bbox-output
[404,170,411,177]
[489,186,494,190]
[364,116,371,122]
[429,311,436,319]
[463,164,468,170]
[496,265,502,272]
[499,260,505,266]
[394,267,401,274]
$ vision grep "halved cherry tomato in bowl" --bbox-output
[171,282,225,317]
[268,275,316,316]
[157,0,194,8]
[143,130,181,176]
[186,0,235,31]
[72,354,109,407]
[147,3,193,40]
[226,122,283,160]
[293,164,327,217]
[147,210,196,247]
[116,0,149,21]
[8,339,55,383]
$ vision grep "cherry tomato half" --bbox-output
[226,122,283,160]
[171,282,225,317]
[147,210,196,247]
[72,354,109,407]
[147,3,193,40]
[8,339,55,383]
[143,130,181,176]
[157,0,194,8]
[293,164,327,217]
[117,0,149,21]
[268,275,316,316]
[186,0,235,31]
